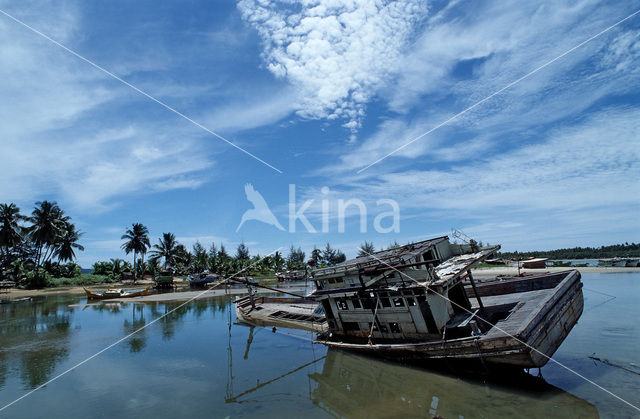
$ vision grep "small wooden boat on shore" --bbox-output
[84,286,151,300]
[188,272,218,287]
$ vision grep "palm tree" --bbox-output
[151,232,178,269]
[27,201,67,269]
[53,222,84,262]
[121,223,150,281]
[0,203,25,261]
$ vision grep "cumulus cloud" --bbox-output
[237,0,428,139]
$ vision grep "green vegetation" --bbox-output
[497,242,640,260]
[0,201,84,288]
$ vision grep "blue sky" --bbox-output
[1,0,639,268]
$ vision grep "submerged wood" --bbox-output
[235,295,328,333]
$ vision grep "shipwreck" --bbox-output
[308,236,584,369]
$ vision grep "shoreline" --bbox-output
[2,266,638,301]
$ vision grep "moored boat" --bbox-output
[188,272,218,287]
[310,236,584,369]
[84,286,151,300]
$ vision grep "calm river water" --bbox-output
[0,273,638,418]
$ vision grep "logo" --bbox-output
[237,184,400,233]
[236,184,285,232]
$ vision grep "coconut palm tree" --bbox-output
[0,203,25,261]
[27,201,68,269]
[150,232,178,269]
[53,221,84,262]
[121,223,150,281]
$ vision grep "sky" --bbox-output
[1,0,639,268]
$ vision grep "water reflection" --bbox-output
[0,297,73,390]
[309,349,599,418]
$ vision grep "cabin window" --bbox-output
[381,298,391,308]
[315,280,323,289]
[328,278,336,284]
[393,297,405,307]
[342,322,359,331]
[335,277,344,283]
[379,324,388,333]
[406,297,416,306]
[390,322,401,333]
[363,298,375,310]
[336,299,348,310]
[351,298,361,309]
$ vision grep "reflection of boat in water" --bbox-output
[309,349,599,418]
[83,286,151,300]
[235,295,328,333]
[311,236,584,369]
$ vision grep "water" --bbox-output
[0,273,638,418]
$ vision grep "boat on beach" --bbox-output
[309,236,584,369]
[83,286,151,300]
[188,272,218,287]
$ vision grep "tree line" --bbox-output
[0,201,84,288]
[497,242,640,260]
[97,226,350,282]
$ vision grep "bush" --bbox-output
[49,273,112,287]
[22,269,52,289]
[43,261,82,278]
[92,261,113,276]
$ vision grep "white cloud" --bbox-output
[320,1,640,172]
[0,4,216,211]
[326,107,640,246]
[237,0,428,138]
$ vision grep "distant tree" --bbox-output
[53,221,84,263]
[286,245,306,269]
[310,247,322,267]
[121,223,151,281]
[322,243,346,266]
[358,241,375,257]
[387,241,400,250]
[27,201,68,269]
[236,242,250,260]
[0,203,25,262]
[272,251,285,272]
[192,241,209,273]
[151,232,178,269]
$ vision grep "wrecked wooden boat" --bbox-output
[84,286,151,300]
[235,295,328,333]
[310,236,584,369]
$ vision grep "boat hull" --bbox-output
[84,286,151,300]
[316,271,583,369]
